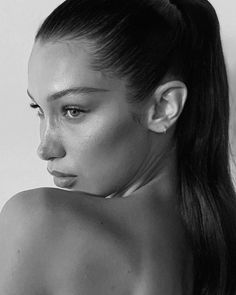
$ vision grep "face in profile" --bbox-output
[27,40,152,196]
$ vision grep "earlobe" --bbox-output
[146,81,187,134]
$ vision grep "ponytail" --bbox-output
[173,0,236,294]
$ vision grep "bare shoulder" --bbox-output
[0,188,139,295]
[1,187,54,218]
[0,188,57,294]
[0,188,59,247]
[0,187,97,251]
[0,187,193,295]
[0,188,54,243]
[0,187,80,227]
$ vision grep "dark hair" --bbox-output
[35,0,236,294]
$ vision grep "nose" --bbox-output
[37,124,65,161]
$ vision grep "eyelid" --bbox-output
[29,102,44,117]
[29,102,39,109]
[63,105,87,119]
[29,103,87,119]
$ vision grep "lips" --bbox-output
[47,168,77,188]
[47,168,77,178]
[53,175,77,189]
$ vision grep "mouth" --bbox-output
[52,175,77,189]
[47,168,77,177]
[47,168,77,188]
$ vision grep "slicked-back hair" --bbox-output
[35,0,236,294]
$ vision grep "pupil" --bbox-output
[71,109,78,116]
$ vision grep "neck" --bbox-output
[106,139,177,199]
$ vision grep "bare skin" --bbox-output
[0,154,193,295]
[0,39,192,294]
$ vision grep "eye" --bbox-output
[63,106,86,119]
[29,103,44,117]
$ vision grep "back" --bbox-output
[0,187,193,295]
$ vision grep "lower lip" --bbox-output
[53,176,77,188]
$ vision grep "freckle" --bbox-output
[111,285,115,290]
[17,249,21,254]
[100,221,104,225]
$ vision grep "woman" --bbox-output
[0,0,236,294]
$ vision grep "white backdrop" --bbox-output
[0,0,235,210]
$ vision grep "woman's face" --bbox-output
[28,40,151,196]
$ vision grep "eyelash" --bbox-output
[29,103,86,119]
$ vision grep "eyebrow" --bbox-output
[27,87,110,102]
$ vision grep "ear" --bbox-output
[146,81,187,133]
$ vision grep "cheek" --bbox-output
[66,111,148,179]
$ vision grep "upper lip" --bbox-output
[47,168,77,178]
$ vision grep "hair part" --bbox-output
[35,0,236,294]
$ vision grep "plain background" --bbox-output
[0,0,235,210]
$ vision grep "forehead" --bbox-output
[28,40,126,97]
